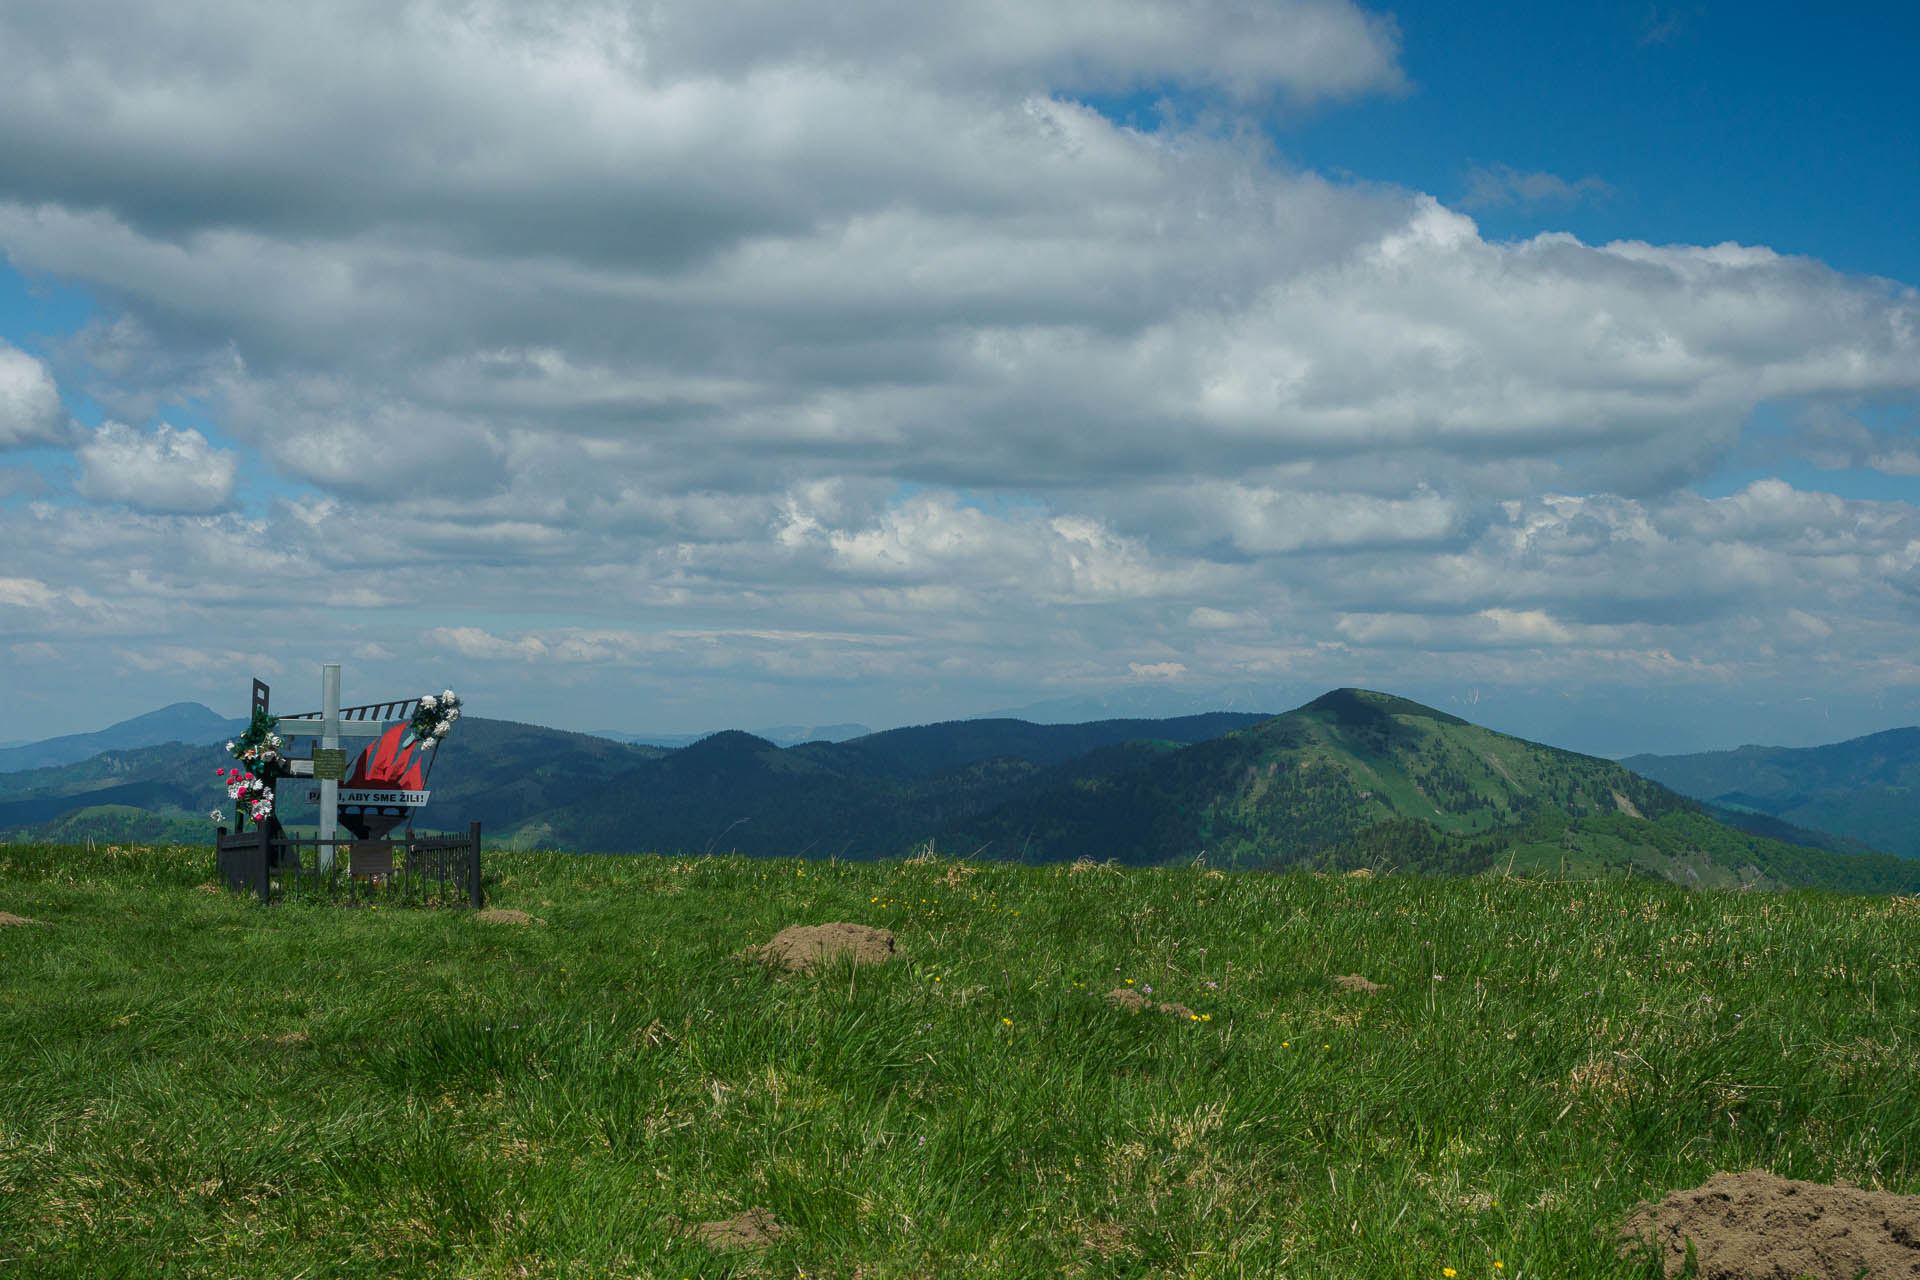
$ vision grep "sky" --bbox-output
[2,0,1919,758]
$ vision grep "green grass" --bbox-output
[3,840,1918,1279]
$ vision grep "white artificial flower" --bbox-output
[420,694,437,711]
[442,689,456,703]
[225,741,234,751]
[445,708,459,722]
[210,809,225,822]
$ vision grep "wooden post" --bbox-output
[254,831,271,905]
[468,821,483,909]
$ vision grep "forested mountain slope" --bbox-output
[942,690,1920,894]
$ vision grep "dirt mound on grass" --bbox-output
[736,922,896,975]
[473,908,543,925]
[663,1206,788,1250]
[0,911,44,927]
[1333,974,1387,994]
[1105,987,1200,1021]
[1609,1169,1920,1278]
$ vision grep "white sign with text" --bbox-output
[289,788,431,807]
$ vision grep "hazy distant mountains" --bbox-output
[0,708,1271,857]
[588,722,873,749]
[346,692,1920,893]
[0,702,249,773]
[980,685,1283,724]
[1625,727,1920,859]
[5,690,1919,896]
[0,737,242,845]
[435,712,1273,859]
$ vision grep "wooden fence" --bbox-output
[215,821,483,908]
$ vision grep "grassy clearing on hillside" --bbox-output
[2,840,1917,1279]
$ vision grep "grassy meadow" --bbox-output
[2,839,1918,1279]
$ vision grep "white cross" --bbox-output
[274,664,404,871]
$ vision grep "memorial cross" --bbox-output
[272,664,413,871]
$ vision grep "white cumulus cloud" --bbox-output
[0,339,68,448]
[75,422,237,513]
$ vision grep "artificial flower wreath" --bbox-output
[409,689,462,744]
[214,707,289,826]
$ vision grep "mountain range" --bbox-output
[3,688,1919,895]
[0,702,250,773]
[1625,728,1920,859]
[917,690,1920,894]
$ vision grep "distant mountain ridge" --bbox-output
[983,685,1283,724]
[473,712,1274,860]
[589,722,872,748]
[5,691,1916,896]
[0,710,1269,857]
[1624,726,1920,858]
[933,689,1919,893]
[0,702,249,773]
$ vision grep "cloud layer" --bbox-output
[1,0,1917,750]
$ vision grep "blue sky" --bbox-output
[1,0,1917,757]
[1284,2,1919,281]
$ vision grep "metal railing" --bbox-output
[215,822,483,908]
[278,698,422,724]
